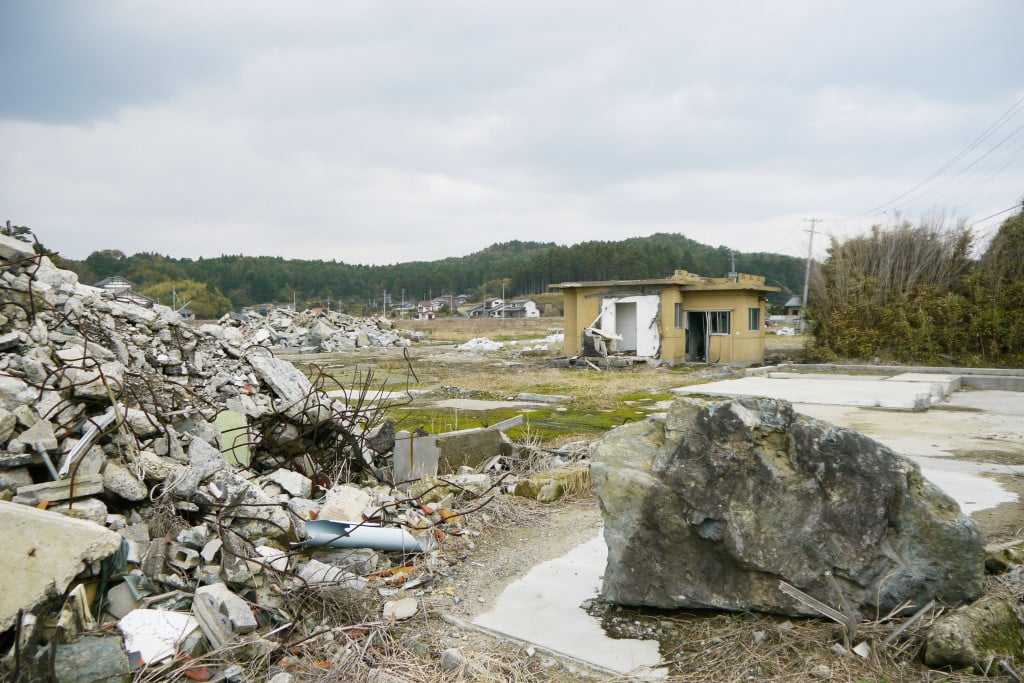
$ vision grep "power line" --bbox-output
[850,93,1024,219]
[965,202,1023,231]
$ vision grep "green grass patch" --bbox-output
[386,404,653,442]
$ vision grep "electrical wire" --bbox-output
[849,93,1024,219]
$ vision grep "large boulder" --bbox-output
[591,397,986,617]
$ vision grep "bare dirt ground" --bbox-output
[294,323,1018,682]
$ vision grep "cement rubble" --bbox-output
[0,240,526,681]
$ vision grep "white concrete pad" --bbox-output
[793,396,1024,513]
[475,532,665,678]
[767,372,886,381]
[673,376,934,410]
[885,373,961,400]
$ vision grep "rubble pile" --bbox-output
[0,236,506,681]
[212,308,423,355]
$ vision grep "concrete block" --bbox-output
[436,428,503,473]
[193,582,258,650]
[0,500,122,631]
[13,474,103,504]
[167,543,200,570]
[393,431,439,486]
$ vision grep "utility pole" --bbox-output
[728,250,738,280]
[802,218,820,315]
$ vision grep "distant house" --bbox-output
[784,295,803,317]
[414,301,436,320]
[490,299,540,318]
[467,298,504,318]
[177,307,195,322]
[94,275,155,308]
[552,270,779,366]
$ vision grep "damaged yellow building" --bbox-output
[552,270,780,366]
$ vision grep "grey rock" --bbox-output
[440,648,466,672]
[365,420,396,455]
[53,635,131,683]
[925,596,1024,673]
[591,397,987,617]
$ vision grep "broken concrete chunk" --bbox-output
[320,484,371,522]
[117,608,199,665]
[295,559,368,589]
[382,596,418,621]
[49,497,108,524]
[167,543,201,570]
[0,500,122,631]
[246,353,314,405]
[0,466,34,492]
[0,407,17,444]
[215,470,293,541]
[121,407,161,438]
[167,437,229,497]
[102,461,149,501]
[266,468,312,498]
[193,582,258,650]
[13,474,104,504]
[513,464,590,503]
[0,232,36,260]
[0,375,37,411]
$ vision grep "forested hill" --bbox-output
[68,233,806,313]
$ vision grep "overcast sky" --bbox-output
[1,1,1022,266]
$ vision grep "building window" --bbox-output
[709,311,730,334]
[748,307,760,331]
[674,303,683,329]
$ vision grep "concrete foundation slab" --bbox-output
[673,376,935,410]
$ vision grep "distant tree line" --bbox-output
[807,207,1024,367]
[62,233,806,316]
